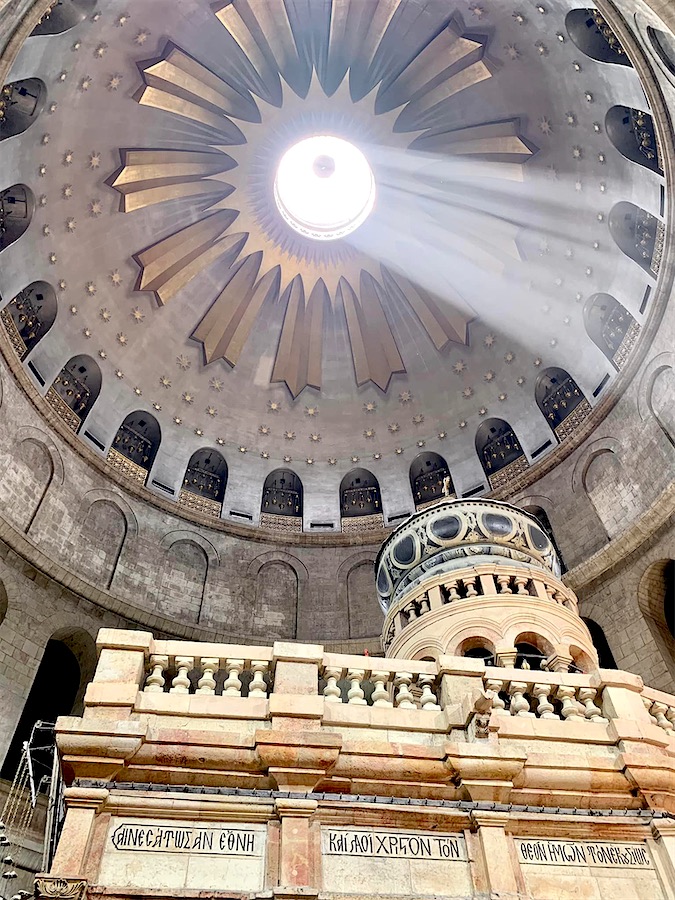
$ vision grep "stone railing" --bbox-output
[482,666,606,723]
[142,640,273,697]
[642,684,675,734]
[82,631,675,746]
[382,562,579,651]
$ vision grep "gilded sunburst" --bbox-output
[109,2,537,398]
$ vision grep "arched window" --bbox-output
[458,638,495,666]
[108,410,161,484]
[582,617,618,669]
[0,184,34,251]
[515,641,547,671]
[475,418,528,490]
[47,354,101,432]
[179,447,228,519]
[583,293,639,370]
[0,281,56,359]
[260,468,303,532]
[30,0,98,35]
[609,201,664,278]
[605,106,662,174]
[565,9,631,65]
[535,367,590,441]
[0,79,46,139]
[340,468,383,533]
[409,451,453,510]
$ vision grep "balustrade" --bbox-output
[382,564,579,650]
[142,645,271,698]
[319,656,441,711]
[482,668,607,723]
[642,689,675,735]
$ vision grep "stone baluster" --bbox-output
[553,590,565,606]
[667,707,675,732]
[508,681,534,717]
[463,576,478,598]
[418,674,441,710]
[514,574,529,595]
[496,574,512,594]
[485,678,509,715]
[446,579,460,601]
[642,696,658,725]
[145,654,168,693]
[544,583,556,602]
[650,701,674,733]
[197,657,218,694]
[407,603,418,620]
[347,668,367,705]
[323,666,343,703]
[532,683,559,719]
[223,658,244,697]
[170,656,194,694]
[578,687,607,723]
[557,685,583,720]
[394,672,416,709]
[371,671,393,707]
[249,660,268,698]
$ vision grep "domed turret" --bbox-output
[377,498,597,673]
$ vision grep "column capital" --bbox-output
[35,875,88,900]
[470,809,511,829]
[275,797,319,818]
[63,787,109,810]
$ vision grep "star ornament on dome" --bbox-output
[110,8,538,399]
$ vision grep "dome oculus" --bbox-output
[273,135,375,241]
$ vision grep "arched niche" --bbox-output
[565,8,631,66]
[0,79,46,139]
[475,418,528,490]
[108,410,161,484]
[584,293,639,370]
[260,468,303,532]
[0,184,34,251]
[179,447,227,519]
[409,451,453,510]
[158,540,208,624]
[75,499,127,589]
[254,560,298,639]
[648,26,675,77]
[47,354,101,432]
[346,560,382,639]
[340,468,383,533]
[0,281,56,359]
[0,437,54,534]
[609,201,664,278]
[605,106,662,174]
[535,367,590,441]
[581,617,617,669]
[31,0,98,35]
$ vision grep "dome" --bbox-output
[0,0,673,658]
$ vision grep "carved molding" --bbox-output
[35,876,87,900]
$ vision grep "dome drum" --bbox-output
[375,499,562,614]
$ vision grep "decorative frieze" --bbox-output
[487,454,529,490]
[613,320,640,370]
[341,512,385,534]
[35,877,87,900]
[554,397,591,442]
[259,511,303,532]
[106,447,148,484]
[178,488,221,519]
[45,385,81,432]
[0,307,27,358]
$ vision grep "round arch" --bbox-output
[0,184,34,251]
[409,451,452,509]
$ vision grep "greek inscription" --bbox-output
[323,829,466,861]
[111,823,259,856]
[516,839,652,870]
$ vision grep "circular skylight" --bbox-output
[274,135,376,241]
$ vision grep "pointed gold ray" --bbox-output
[395,59,493,132]
[271,277,327,397]
[383,269,474,349]
[134,212,242,305]
[110,149,236,212]
[410,119,538,164]
[339,274,405,391]
[376,23,486,114]
[141,43,260,122]
[191,253,279,365]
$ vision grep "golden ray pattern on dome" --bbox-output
[110,2,538,398]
